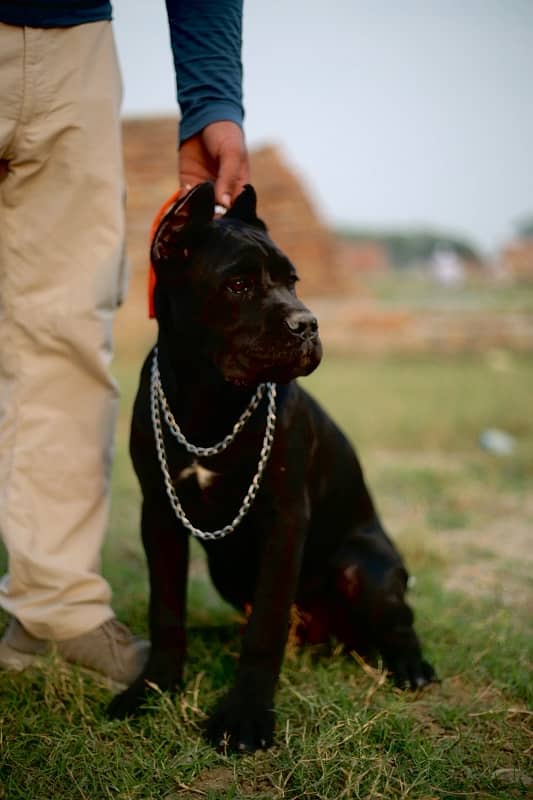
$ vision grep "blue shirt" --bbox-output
[0,0,244,143]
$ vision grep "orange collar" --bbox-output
[148,190,181,319]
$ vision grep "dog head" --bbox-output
[151,182,323,386]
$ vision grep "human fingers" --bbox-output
[178,135,213,192]
[202,121,249,207]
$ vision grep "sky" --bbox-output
[112,0,533,256]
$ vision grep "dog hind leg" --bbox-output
[328,518,435,689]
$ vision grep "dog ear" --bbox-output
[151,182,215,268]
[225,184,267,231]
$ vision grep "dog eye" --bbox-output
[227,277,252,294]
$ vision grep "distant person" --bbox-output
[0,1,249,681]
[430,243,465,286]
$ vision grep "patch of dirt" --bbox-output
[169,760,276,799]
[171,765,235,798]
[441,507,533,608]
[374,454,533,609]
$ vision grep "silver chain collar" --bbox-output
[152,349,269,457]
[150,348,277,541]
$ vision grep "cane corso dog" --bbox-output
[108,182,434,750]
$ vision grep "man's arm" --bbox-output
[165,0,249,206]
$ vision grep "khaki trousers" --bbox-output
[0,21,127,639]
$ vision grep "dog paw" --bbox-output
[107,677,149,719]
[204,693,275,752]
[386,653,436,691]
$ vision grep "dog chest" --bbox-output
[177,460,219,490]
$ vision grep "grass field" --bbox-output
[1,344,532,799]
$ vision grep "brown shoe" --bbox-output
[0,618,48,671]
[57,618,149,684]
[0,618,149,684]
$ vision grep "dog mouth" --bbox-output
[221,338,323,387]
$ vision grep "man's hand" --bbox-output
[179,120,250,208]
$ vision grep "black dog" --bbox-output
[109,183,434,750]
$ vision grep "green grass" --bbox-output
[363,273,533,314]
[1,349,532,799]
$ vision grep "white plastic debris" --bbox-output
[479,428,516,455]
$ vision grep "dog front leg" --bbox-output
[205,511,306,752]
[108,497,189,718]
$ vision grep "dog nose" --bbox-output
[285,311,319,340]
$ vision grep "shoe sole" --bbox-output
[0,641,127,690]
[0,641,44,672]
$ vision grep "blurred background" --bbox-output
[113,0,533,352]
[110,1,532,616]
[114,0,533,255]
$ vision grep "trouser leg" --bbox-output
[0,21,128,640]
